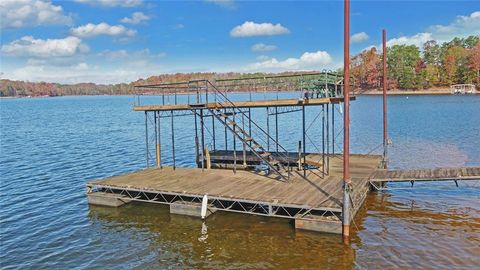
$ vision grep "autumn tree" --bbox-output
[468,41,480,85]
[387,45,421,89]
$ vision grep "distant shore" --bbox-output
[3,88,479,99]
[360,89,452,96]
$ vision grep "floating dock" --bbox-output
[87,154,382,234]
[86,73,480,236]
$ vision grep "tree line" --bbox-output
[1,35,479,97]
[351,35,480,90]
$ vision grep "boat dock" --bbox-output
[87,154,382,234]
[86,72,480,237]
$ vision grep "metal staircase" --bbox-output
[204,81,292,181]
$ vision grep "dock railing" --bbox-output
[133,71,345,107]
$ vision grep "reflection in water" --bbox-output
[88,203,356,269]
[88,181,480,270]
[198,222,208,243]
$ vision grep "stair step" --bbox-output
[227,121,237,126]
[260,152,271,158]
[270,160,280,165]
[252,143,262,150]
[245,137,254,142]
[189,103,206,108]
[220,112,235,118]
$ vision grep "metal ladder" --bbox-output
[205,81,291,181]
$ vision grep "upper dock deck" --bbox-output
[133,97,352,111]
[133,72,348,112]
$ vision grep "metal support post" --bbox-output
[171,110,176,170]
[302,105,306,177]
[145,111,149,168]
[200,109,205,170]
[342,0,352,244]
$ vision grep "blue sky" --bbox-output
[1,0,479,84]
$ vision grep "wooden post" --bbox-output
[205,145,211,170]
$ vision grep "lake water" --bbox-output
[1,95,479,269]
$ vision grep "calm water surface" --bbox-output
[1,95,479,269]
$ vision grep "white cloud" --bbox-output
[1,36,89,58]
[230,21,290,37]
[368,11,480,50]
[4,62,152,84]
[246,51,332,71]
[0,0,72,29]
[97,48,166,60]
[256,55,271,61]
[70,23,136,38]
[74,0,142,7]
[206,0,235,9]
[174,23,184,29]
[251,43,277,52]
[351,32,369,43]
[386,32,433,48]
[121,12,150,24]
[427,11,480,41]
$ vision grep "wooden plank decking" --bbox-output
[133,97,353,111]
[370,167,480,182]
[88,154,382,213]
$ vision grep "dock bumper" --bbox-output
[294,215,342,234]
[170,201,217,218]
[87,192,131,207]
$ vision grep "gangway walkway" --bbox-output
[369,167,480,190]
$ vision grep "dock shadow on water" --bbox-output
[88,202,356,269]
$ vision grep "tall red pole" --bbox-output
[382,29,388,169]
[342,0,351,243]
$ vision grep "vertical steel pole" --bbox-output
[233,113,237,174]
[200,109,205,170]
[155,111,161,168]
[212,114,216,151]
[302,105,306,177]
[171,110,176,170]
[242,113,247,168]
[248,108,252,147]
[332,103,335,157]
[194,110,199,167]
[224,108,228,151]
[342,0,352,244]
[326,104,330,174]
[145,111,149,168]
[266,107,270,151]
[382,29,388,169]
[322,105,325,176]
[275,107,279,153]
[158,111,162,168]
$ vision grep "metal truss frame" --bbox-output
[86,183,342,222]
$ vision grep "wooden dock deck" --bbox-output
[87,154,382,232]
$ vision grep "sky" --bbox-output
[0,0,479,84]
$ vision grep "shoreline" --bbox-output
[2,89,479,99]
